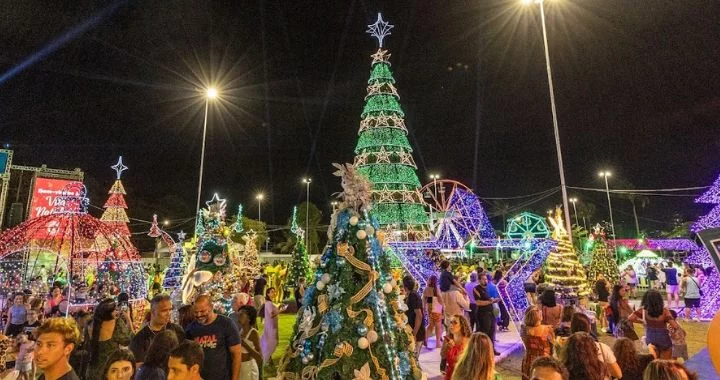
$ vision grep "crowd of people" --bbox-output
[0,267,289,380]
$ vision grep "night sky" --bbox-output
[2,0,719,239]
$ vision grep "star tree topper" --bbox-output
[206,193,227,218]
[366,12,393,48]
[111,156,128,180]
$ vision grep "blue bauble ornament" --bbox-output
[357,324,369,336]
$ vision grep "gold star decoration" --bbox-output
[370,49,391,65]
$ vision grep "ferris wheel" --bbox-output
[420,179,495,249]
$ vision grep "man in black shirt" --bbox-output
[35,318,81,380]
[186,295,242,380]
[130,294,186,366]
[474,274,500,354]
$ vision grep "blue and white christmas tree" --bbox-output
[163,231,187,290]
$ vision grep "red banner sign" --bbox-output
[29,178,81,219]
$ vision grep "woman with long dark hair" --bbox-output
[403,275,425,358]
[260,287,286,365]
[134,330,179,380]
[539,289,562,328]
[116,292,136,334]
[610,285,637,340]
[613,337,654,380]
[237,305,262,380]
[561,332,612,380]
[422,274,444,349]
[86,298,132,379]
[628,290,680,359]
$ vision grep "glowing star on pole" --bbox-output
[366,13,394,48]
[206,193,227,219]
[111,156,128,180]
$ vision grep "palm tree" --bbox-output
[487,200,512,234]
[614,181,650,237]
[576,201,596,230]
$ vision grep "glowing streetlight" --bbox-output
[195,86,220,226]
[163,220,170,227]
[302,178,311,249]
[256,193,264,221]
[523,0,573,239]
[429,174,440,199]
[598,170,618,260]
[331,201,339,213]
[569,198,579,228]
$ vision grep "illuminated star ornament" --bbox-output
[206,193,227,218]
[177,230,186,241]
[111,156,128,180]
[366,12,393,48]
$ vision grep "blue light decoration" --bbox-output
[506,212,550,239]
[430,187,495,249]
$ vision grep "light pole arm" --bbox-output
[539,1,573,239]
[195,98,210,222]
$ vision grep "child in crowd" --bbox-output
[668,310,688,362]
[13,333,35,380]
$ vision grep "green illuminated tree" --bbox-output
[285,206,312,292]
[585,225,620,286]
[352,20,428,237]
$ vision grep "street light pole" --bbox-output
[195,88,217,226]
[526,0,573,238]
[303,178,311,250]
[569,198,579,227]
[256,193,264,221]
[599,171,618,260]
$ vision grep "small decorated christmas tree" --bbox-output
[585,225,620,286]
[545,207,591,300]
[163,231,187,290]
[285,206,312,293]
[277,162,422,380]
[238,231,261,281]
[100,156,131,237]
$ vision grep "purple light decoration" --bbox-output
[691,172,720,232]
[431,187,495,249]
[607,239,698,251]
[500,239,556,322]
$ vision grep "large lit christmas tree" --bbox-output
[352,13,428,240]
[237,231,261,281]
[277,163,422,380]
[585,224,620,286]
[100,156,131,237]
[545,207,590,300]
[286,206,312,292]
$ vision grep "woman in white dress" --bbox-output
[237,305,262,380]
[260,287,286,365]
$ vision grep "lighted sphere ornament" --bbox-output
[306,352,314,361]
[367,330,378,343]
[356,230,367,240]
[336,257,346,266]
[365,225,375,236]
[357,337,369,350]
[349,216,359,226]
[321,273,331,284]
[383,282,393,294]
[302,357,309,365]
[357,324,369,336]
[316,281,326,290]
